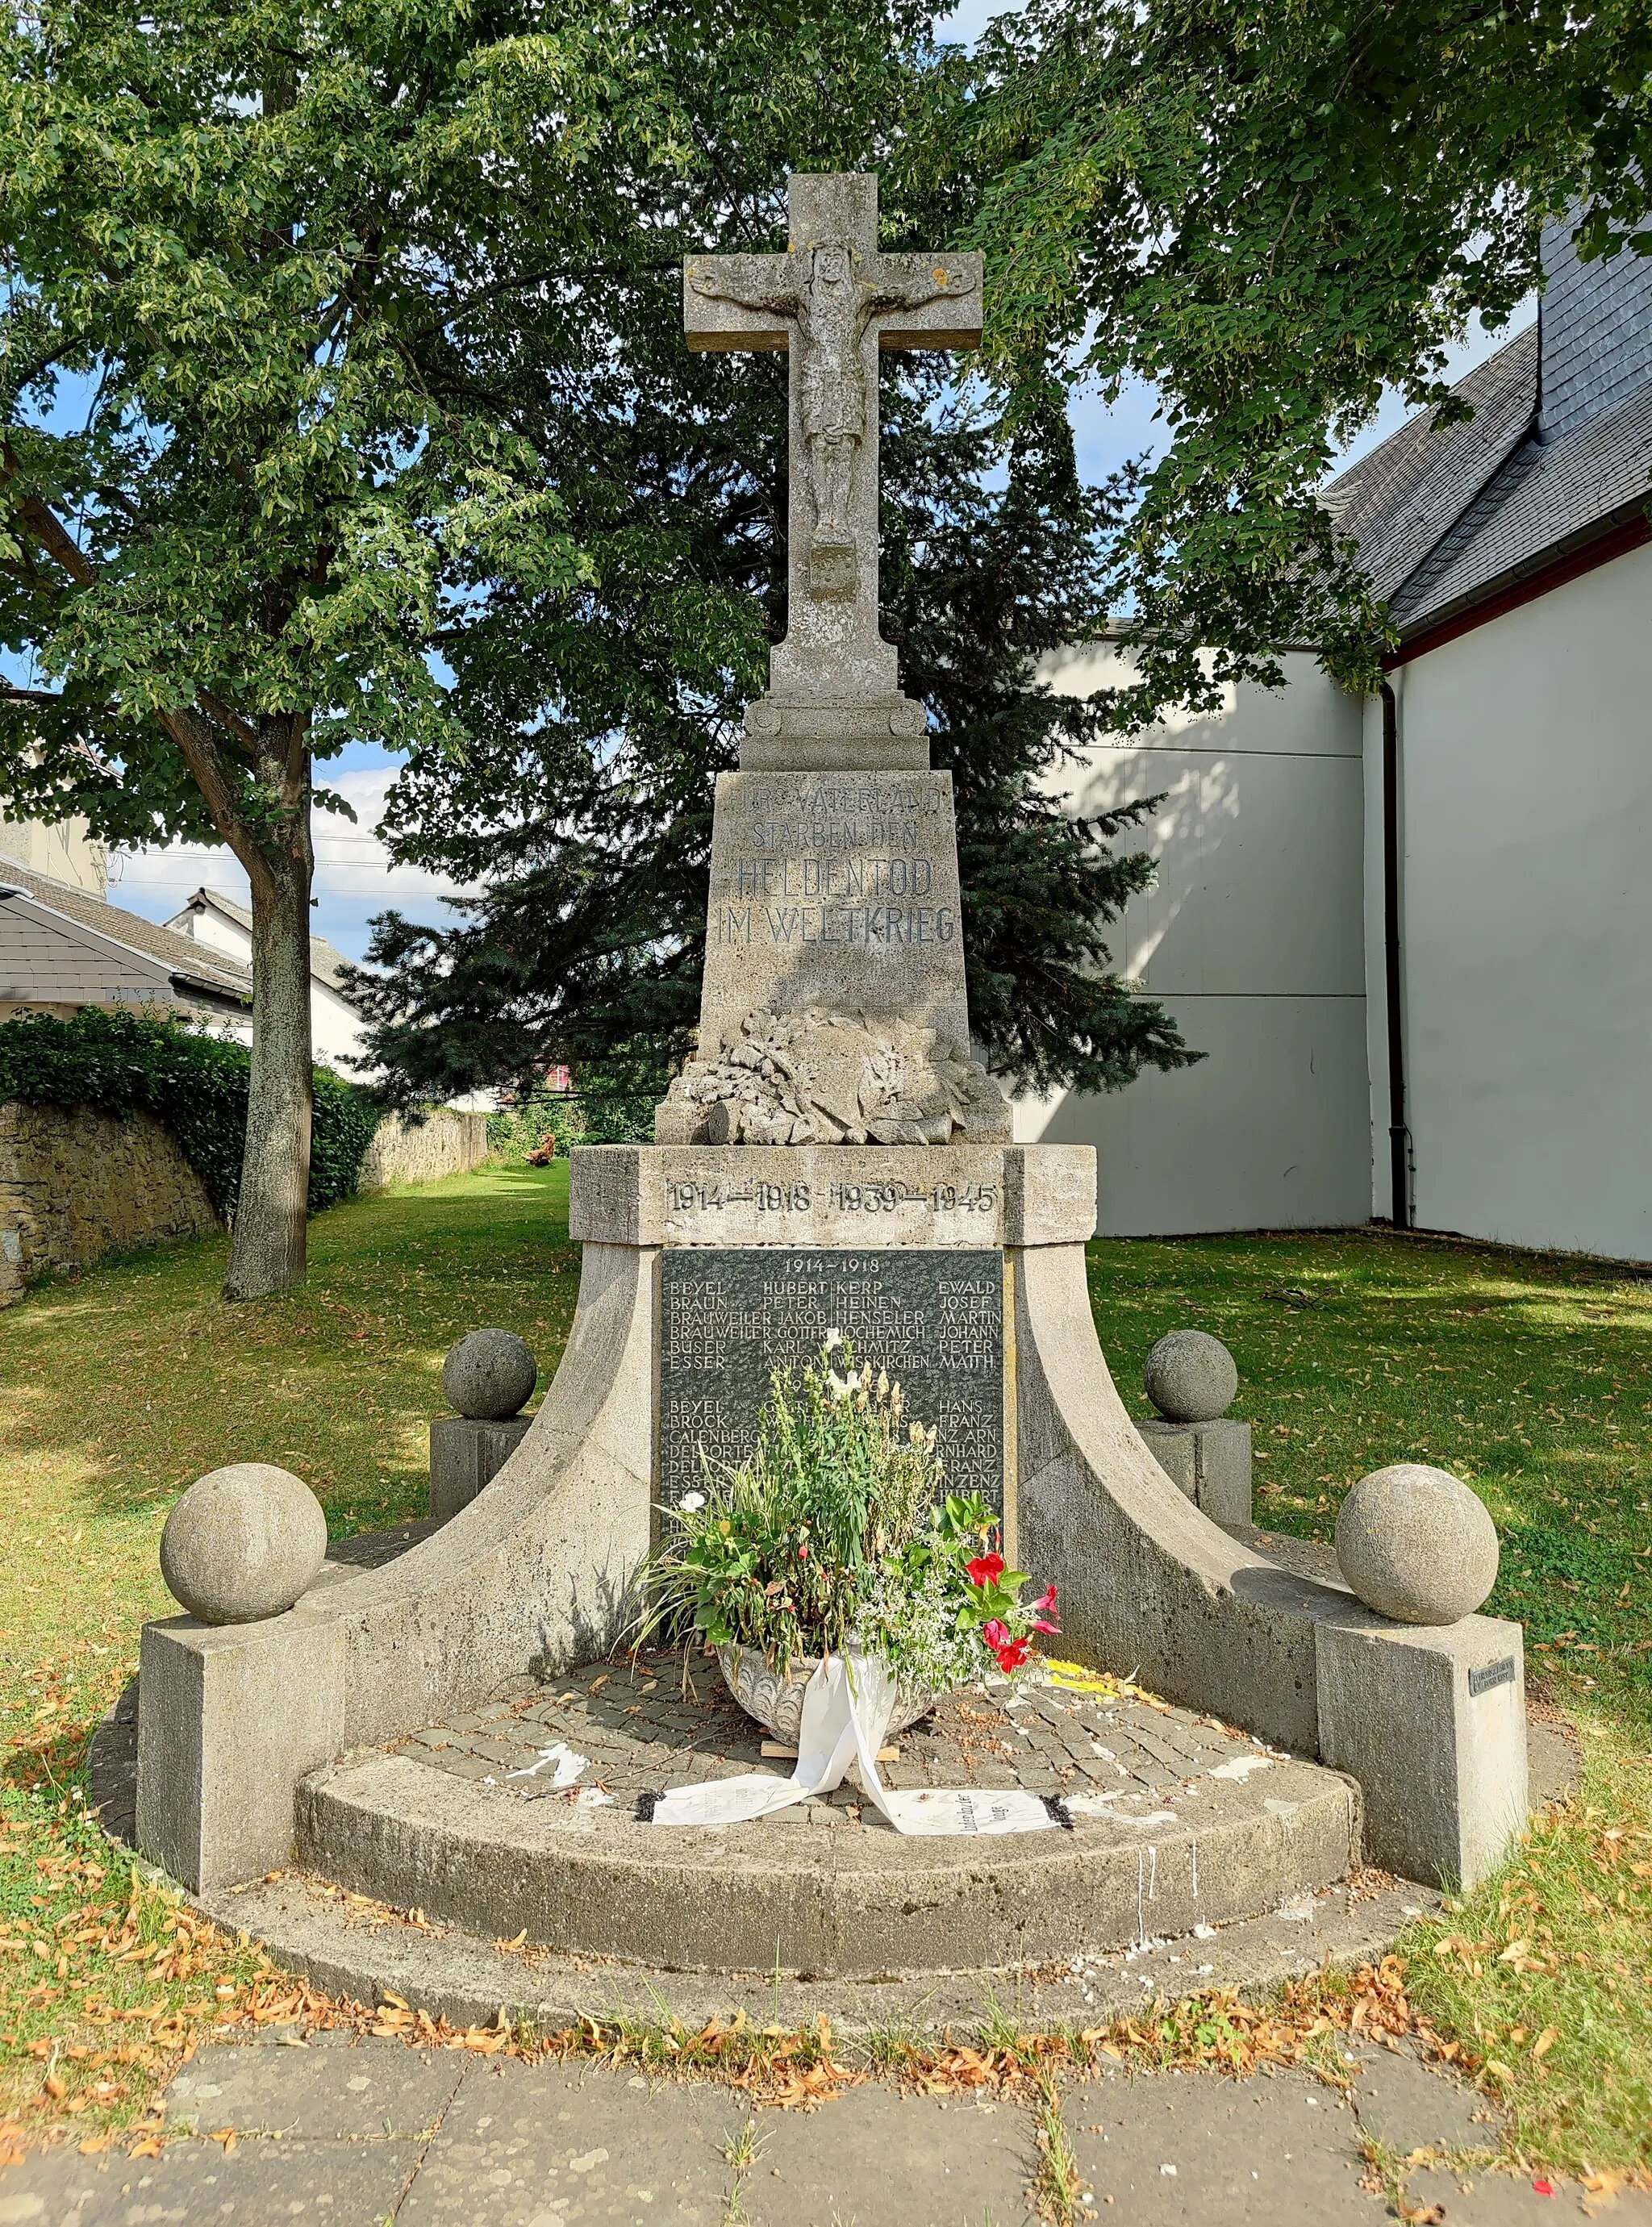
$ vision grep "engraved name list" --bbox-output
[658,1246,1004,1515]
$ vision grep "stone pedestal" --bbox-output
[135,1136,1527,1898]
[698,770,970,1041]
[1139,1416,1253,1528]
[656,770,1011,1151]
[428,1416,533,1524]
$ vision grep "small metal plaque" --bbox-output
[659,1247,1003,1513]
[1468,1656,1516,1698]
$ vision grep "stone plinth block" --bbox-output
[1139,1417,1252,1529]
[429,1416,533,1523]
[1316,1612,1527,1887]
[570,1142,1098,1250]
[739,692,929,773]
[698,770,970,1049]
[1336,1464,1500,1624]
[138,1611,344,1894]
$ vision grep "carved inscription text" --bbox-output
[659,1247,1004,1512]
[711,776,955,955]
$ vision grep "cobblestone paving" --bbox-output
[393,1654,1274,1828]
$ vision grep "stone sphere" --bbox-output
[160,1464,328,1626]
[443,1327,537,1420]
[1336,1464,1500,1625]
[1143,1330,1238,1424]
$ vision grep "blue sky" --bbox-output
[8,2,1533,960]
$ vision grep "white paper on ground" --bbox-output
[507,1741,588,1786]
[648,1651,1059,1839]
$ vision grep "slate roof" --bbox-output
[1537,219,1652,446]
[177,886,352,993]
[0,864,252,1011]
[1391,379,1652,631]
[1323,219,1652,642]
[1321,329,1538,603]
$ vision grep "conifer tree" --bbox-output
[350,328,1196,1113]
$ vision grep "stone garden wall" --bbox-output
[358,1108,490,1192]
[0,1099,219,1305]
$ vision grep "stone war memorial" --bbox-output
[125,173,1529,2025]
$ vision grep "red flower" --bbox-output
[1029,1582,1061,1636]
[967,1552,1005,1588]
[980,1618,1030,1673]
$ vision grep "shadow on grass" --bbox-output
[0,1161,582,1541]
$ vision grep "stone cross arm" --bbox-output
[683,247,984,355]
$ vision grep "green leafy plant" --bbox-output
[0,1007,380,1219]
[487,1087,587,1165]
[645,1340,1058,1687]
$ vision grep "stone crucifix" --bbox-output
[686,173,982,729]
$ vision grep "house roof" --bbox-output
[1322,329,1539,604]
[0,863,252,1011]
[180,886,353,993]
[1387,378,1652,632]
[1324,219,1652,644]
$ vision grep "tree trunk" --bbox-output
[223,770,315,1302]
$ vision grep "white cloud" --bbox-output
[108,759,476,962]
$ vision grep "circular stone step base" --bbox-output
[295,1657,1363,1981]
[198,1866,1437,2037]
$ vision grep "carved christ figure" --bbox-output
[690,243,977,568]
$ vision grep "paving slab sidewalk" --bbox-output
[2,2035,1647,2225]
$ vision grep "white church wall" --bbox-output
[1361,690,1395,1225]
[1021,645,1370,1233]
[1382,540,1652,1262]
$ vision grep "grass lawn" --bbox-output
[1088,1228,1652,2175]
[0,1173,1648,2172]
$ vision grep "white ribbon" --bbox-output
[646,1651,1062,1838]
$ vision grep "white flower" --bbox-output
[823,1328,844,1351]
[678,1491,706,1513]
[825,1370,853,1399]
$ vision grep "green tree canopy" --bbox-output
[953,0,1652,707]
[0,0,627,1291]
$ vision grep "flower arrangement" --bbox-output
[645,1336,1058,1691]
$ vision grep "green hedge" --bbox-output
[487,1079,657,1161]
[0,1007,382,1218]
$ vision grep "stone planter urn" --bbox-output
[715,1642,940,1745]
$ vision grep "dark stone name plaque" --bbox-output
[659,1247,1003,1514]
